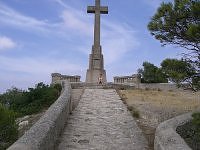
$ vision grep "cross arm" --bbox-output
[87,6,96,13]
[87,6,108,14]
[100,6,108,14]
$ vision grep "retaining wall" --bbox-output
[154,113,193,150]
[8,81,72,150]
[71,82,136,89]
[139,83,180,91]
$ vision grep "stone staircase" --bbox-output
[56,89,148,150]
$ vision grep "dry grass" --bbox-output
[119,89,200,149]
[121,89,200,113]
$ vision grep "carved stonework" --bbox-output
[51,73,81,84]
[86,0,108,83]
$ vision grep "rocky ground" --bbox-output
[119,89,200,149]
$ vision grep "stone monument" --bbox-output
[86,0,108,83]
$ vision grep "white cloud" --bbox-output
[102,21,140,64]
[0,2,91,37]
[0,1,140,63]
[61,10,93,36]
[56,0,140,64]
[0,3,62,35]
[0,56,83,75]
[0,36,16,50]
[0,56,85,93]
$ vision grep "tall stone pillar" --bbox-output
[86,0,108,83]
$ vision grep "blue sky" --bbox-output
[0,0,185,93]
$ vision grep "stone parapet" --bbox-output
[8,81,72,150]
[154,113,193,150]
[139,83,180,91]
[51,73,81,84]
[114,74,141,84]
[71,82,136,90]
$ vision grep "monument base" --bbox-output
[86,69,107,83]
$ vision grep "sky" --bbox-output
[0,0,185,93]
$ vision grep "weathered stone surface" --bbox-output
[86,0,108,83]
[71,89,84,110]
[8,81,72,150]
[154,112,193,150]
[57,89,148,150]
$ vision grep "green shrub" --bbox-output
[0,82,62,117]
[132,110,140,118]
[0,82,62,149]
[192,112,200,136]
[192,113,200,126]
[0,104,18,149]
[127,106,140,118]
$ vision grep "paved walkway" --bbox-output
[57,89,148,150]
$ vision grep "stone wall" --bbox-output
[71,82,183,92]
[154,113,193,150]
[8,81,72,150]
[71,82,136,90]
[138,83,180,91]
[113,74,141,84]
[51,73,81,84]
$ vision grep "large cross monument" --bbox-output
[86,0,108,83]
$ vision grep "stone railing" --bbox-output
[154,112,193,150]
[71,82,136,89]
[8,81,72,150]
[139,83,180,91]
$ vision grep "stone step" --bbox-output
[56,89,148,150]
[84,85,104,89]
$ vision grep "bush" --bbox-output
[0,104,18,149]
[192,113,200,126]
[192,113,200,136]
[127,106,140,118]
[0,83,62,149]
[132,110,140,118]
[0,83,62,117]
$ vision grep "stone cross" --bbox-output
[86,0,108,83]
[87,0,108,49]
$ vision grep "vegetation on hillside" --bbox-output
[148,0,200,146]
[161,59,198,88]
[0,82,62,117]
[148,0,200,91]
[192,112,200,136]
[0,104,18,150]
[0,82,62,149]
[138,61,168,83]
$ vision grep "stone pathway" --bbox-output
[57,89,148,150]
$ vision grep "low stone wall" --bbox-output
[71,82,185,91]
[8,81,72,150]
[139,83,179,91]
[71,82,136,89]
[154,113,193,150]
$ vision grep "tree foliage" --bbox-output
[148,0,200,52]
[148,0,200,91]
[0,104,18,149]
[0,82,62,149]
[161,58,198,89]
[192,112,200,140]
[138,62,168,83]
[0,82,62,117]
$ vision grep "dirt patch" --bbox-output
[119,89,200,149]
